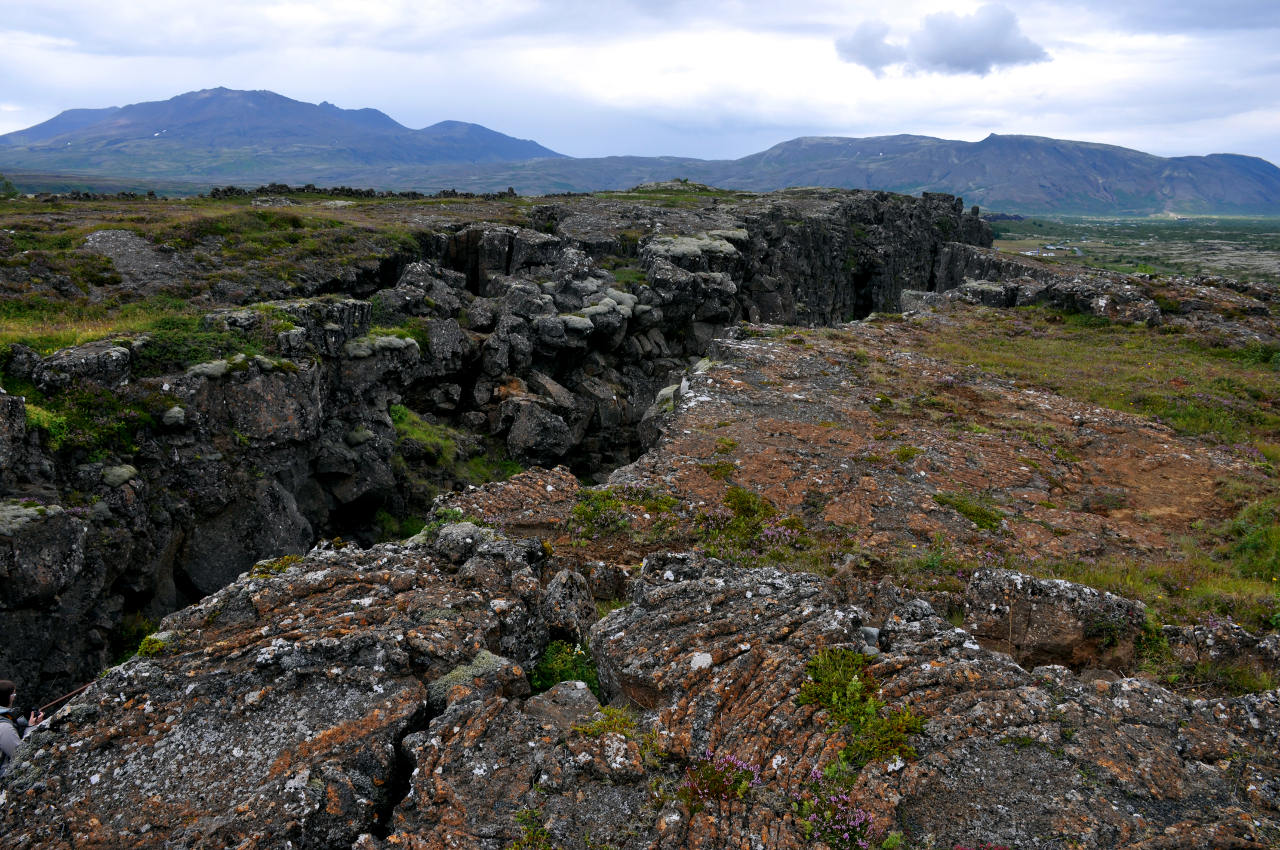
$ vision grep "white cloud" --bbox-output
[836,4,1048,77]
[834,22,906,77]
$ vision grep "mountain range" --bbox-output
[3,87,1279,215]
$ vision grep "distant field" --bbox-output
[992,216,1280,283]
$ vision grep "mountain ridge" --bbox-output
[3,88,1280,214]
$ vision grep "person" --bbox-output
[0,679,43,778]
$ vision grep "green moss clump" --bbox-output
[251,553,303,577]
[136,635,169,658]
[389,403,458,462]
[571,706,636,738]
[509,808,557,850]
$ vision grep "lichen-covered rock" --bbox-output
[963,569,1148,669]
[0,530,553,848]
[4,521,1278,849]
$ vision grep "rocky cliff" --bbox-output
[0,185,988,705]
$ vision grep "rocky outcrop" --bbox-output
[0,300,425,700]
[904,266,1164,326]
[963,569,1148,668]
[3,533,1276,849]
[1,188,996,706]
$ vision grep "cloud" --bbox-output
[835,21,906,77]
[1058,0,1280,34]
[836,4,1048,77]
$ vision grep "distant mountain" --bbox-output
[706,134,1280,215]
[0,88,563,182]
[4,89,1279,215]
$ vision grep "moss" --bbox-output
[892,445,922,463]
[136,634,169,658]
[698,460,735,480]
[251,553,302,577]
[509,808,557,850]
[429,649,511,705]
[713,436,737,454]
[389,403,457,463]
[371,317,430,350]
[571,706,637,738]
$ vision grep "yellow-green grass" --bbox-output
[901,306,1280,463]
[0,295,195,354]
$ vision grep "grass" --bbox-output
[571,706,637,738]
[509,808,557,850]
[932,491,1005,532]
[1136,617,1278,695]
[567,486,680,542]
[900,305,1280,454]
[373,509,426,542]
[371,317,431,350]
[990,216,1280,284]
[0,294,194,354]
[389,404,459,464]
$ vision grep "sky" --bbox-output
[2,0,1279,165]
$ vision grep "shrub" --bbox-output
[676,749,762,814]
[792,762,900,850]
[530,640,602,701]
[797,648,923,769]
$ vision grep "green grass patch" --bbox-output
[932,491,1005,532]
[1219,497,1280,579]
[571,706,637,738]
[568,485,679,541]
[389,403,458,464]
[698,460,735,480]
[373,509,426,542]
[892,445,922,463]
[900,306,1280,450]
[371,317,430,350]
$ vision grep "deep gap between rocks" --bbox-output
[370,701,439,839]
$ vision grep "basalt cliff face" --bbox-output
[2,186,1280,849]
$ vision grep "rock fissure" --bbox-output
[370,701,438,839]
[1,187,996,705]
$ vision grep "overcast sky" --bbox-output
[2,0,1278,165]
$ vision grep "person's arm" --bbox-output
[25,710,44,731]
